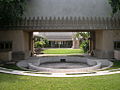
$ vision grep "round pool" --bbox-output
[17,56,113,73]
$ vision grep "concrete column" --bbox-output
[95,30,114,59]
[72,37,80,49]
[29,32,34,56]
[89,32,95,56]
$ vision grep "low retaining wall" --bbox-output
[28,61,101,73]
[0,51,12,61]
[95,50,114,59]
[17,56,113,73]
[114,50,120,60]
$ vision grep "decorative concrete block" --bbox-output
[12,51,25,60]
[114,50,120,60]
[0,51,12,61]
[95,50,114,59]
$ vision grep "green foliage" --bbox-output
[80,40,89,53]
[0,0,27,24]
[75,32,90,53]
[34,41,46,48]
[0,64,23,70]
[43,39,49,47]
[108,0,120,15]
[34,36,49,48]
[111,60,120,69]
[75,32,90,40]
[42,49,84,54]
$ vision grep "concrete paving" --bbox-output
[0,67,120,77]
[39,62,89,69]
[0,54,117,77]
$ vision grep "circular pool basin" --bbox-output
[17,56,113,73]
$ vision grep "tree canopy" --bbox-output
[0,0,27,24]
[108,0,120,15]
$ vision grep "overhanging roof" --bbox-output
[33,32,74,41]
[0,17,120,31]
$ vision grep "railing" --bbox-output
[0,16,120,30]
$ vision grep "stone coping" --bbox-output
[28,60,101,73]
[0,66,120,77]
[17,56,113,73]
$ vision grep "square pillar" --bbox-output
[95,30,114,59]
[72,38,80,49]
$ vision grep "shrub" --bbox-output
[34,41,45,48]
[80,40,89,53]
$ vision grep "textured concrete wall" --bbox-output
[23,31,29,52]
[95,30,113,58]
[0,30,31,60]
[95,30,120,58]
[25,0,113,17]
[95,30,103,50]
[102,30,114,51]
[0,51,12,61]
[113,30,120,41]
[0,30,24,52]
[23,31,31,58]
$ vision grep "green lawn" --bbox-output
[0,73,120,90]
[112,60,120,68]
[1,49,120,90]
[42,49,84,54]
[0,64,23,70]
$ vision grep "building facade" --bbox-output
[0,0,120,61]
[34,32,79,48]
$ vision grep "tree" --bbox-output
[0,0,27,24]
[108,0,120,15]
[75,32,90,41]
[74,32,90,53]
[34,36,49,48]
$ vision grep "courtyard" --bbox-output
[0,54,120,90]
[0,0,120,90]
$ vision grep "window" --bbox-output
[0,41,12,51]
[114,41,120,50]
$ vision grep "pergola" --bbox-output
[0,16,120,60]
[0,16,120,31]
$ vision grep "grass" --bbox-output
[0,73,120,90]
[42,49,84,54]
[0,58,120,90]
[0,54,120,90]
[111,60,120,69]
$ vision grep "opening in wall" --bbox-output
[114,41,120,50]
[0,41,12,51]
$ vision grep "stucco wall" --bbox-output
[0,30,24,52]
[23,31,32,58]
[95,30,120,58]
[113,30,120,41]
[25,0,114,17]
[23,31,29,52]
[95,30,103,50]
[102,30,114,51]
[0,30,32,60]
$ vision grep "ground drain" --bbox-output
[60,59,66,62]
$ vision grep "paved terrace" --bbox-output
[0,56,119,77]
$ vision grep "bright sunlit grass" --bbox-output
[0,73,120,90]
[42,48,84,54]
